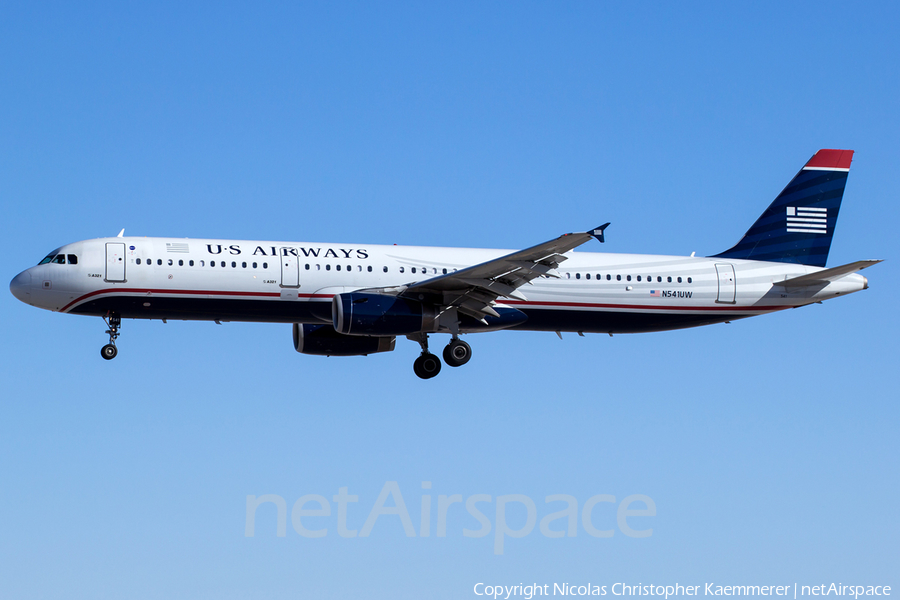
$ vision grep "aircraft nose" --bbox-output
[10,270,32,304]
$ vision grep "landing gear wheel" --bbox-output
[443,339,472,367]
[101,312,122,361]
[413,353,442,379]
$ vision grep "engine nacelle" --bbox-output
[333,292,437,336]
[292,323,395,356]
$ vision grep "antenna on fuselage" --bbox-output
[117,229,125,238]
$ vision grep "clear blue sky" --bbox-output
[1,2,897,598]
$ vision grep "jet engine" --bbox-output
[292,323,395,356]
[332,292,437,336]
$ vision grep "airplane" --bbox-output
[9,149,881,379]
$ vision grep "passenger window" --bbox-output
[575,273,581,279]
[189,260,194,266]
[658,276,662,282]
[606,274,611,281]
[368,266,373,272]
[220,261,225,267]
[178,260,183,266]
[200,260,205,267]
[211,261,215,267]
[399,267,405,273]
[566,272,571,279]
[586,273,591,280]
[687,277,692,283]
[677,277,682,283]
[616,275,621,281]
[667,276,672,282]
[253,262,258,269]
[383,266,388,273]
[136,258,142,265]
[411,267,416,274]
[336,265,341,271]
[263,262,268,269]
[442,268,447,274]
[168,259,173,266]
[626,275,631,281]
[158,259,163,266]
[637,275,641,282]
[231,261,236,268]
[67,254,78,265]
[326,264,331,271]
[304,264,309,270]
[242,262,247,268]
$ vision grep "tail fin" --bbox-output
[712,149,854,267]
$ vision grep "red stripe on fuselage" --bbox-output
[59,288,331,313]
[60,287,790,315]
[503,300,787,312]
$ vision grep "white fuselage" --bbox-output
[10,236,868,334]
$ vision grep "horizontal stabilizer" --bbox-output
[776,260,882,288]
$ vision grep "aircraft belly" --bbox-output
[67,295,331,324]
[512,307,742,334]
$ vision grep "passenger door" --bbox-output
[105,242,126,282]
[715,263,736,304]
[280,248,300,288]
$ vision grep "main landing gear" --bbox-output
[100,312,121,360]
[443,338,471,367]
[410,334,473,379]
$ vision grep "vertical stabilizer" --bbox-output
[712,149,853,267]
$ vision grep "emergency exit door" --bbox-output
[105,242,126,282]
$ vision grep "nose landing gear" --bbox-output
[100,312,121,360]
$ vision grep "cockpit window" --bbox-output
[37,249,78,265]
[38,249,62,265]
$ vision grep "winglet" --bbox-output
[589,223,610,243]
[117,229,125,238]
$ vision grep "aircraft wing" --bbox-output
[396,224,609,321]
